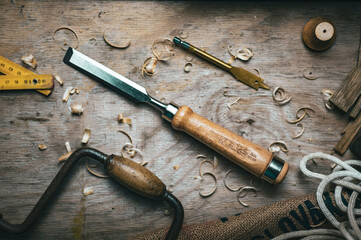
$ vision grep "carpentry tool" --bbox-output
[63,48,289,184]
[173,37,270,90]
[0,148,183,240]
[0,56,54,95]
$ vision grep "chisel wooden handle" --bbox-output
[171,106,289,184]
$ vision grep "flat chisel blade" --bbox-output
[63,47,151,103]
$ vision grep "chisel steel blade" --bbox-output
[63,47,151,103]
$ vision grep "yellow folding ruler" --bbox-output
[0,56,54,95]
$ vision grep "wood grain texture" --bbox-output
[0,1,360,239]
[334,112,361,154]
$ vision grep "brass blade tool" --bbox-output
[173,37,270,90]
[63,47,288,184]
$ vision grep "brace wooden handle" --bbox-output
[171,106,289,184]
[105,155,166,199]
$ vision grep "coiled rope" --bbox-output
[272,152,361,240]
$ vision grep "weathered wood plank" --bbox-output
[0,1,360,239]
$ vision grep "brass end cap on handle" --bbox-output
[262,155,289,184]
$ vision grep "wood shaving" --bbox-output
[53,74,63,86]
[62,87,72,102]
[223,170,242,192]
[296,107,315,118]
[213,156,219,169]
[163,206,173,216]
[196,154,207,159]
[65,141,71,153]
[321,90,334,110]
[141,161,148,166]
[268,141,288,153]
[167,184,174,193]
[292,122,304,139]
[151,38,175,61]
[227,97,241,109]
[117,113,132,126]
[58,152,72,163]
[184,62,192,73]
[236,48,253,61]
[227,55,236,65]
[253,68,260,76]
[142,57,158,78]
[121,142,142,159]
[53,26,79,50]
[75,89,80,94]
[103,31,131,49]
[185,53,194,62]
[199,159,215,177]
[179,31,189,39]
[117,130,133,144]
[321,89,334,98]
[173,165,180,170]
[83,187,94,196]
[272,87,292,105]
[21,54,37,69]
[223,90,239,97]
[325,101,334,110]
[237,186,257,207]
[198,172,217,197]
[302,68,318,80]
[86,159,109,178]
[71,104,84,115]
[82,128,91,144]
[70,88,76,95]
[286,109,306,124]
[38,144,47,151]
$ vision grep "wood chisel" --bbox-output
[63,47,289,184]
[173,37,270,90]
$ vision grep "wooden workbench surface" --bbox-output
[0,1,360,239]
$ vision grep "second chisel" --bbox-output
[63,47,289,184]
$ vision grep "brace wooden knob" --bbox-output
[303,17,336,51]
[171,106,289,184]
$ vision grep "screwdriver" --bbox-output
[63,47,288,184]
[173,37,270,90]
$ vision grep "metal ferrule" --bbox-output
[263,155,285,183]
[162,102,179,122]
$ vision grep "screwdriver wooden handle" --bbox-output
[171,106,289,184]
[105,155,166,199]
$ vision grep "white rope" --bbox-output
[272,152,361,240]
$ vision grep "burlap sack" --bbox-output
[131,190,360,240]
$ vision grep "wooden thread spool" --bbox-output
[302,17,336,51]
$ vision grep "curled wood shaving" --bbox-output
[117,130,133,144]
[58,152,72,163]
[223,170,242,192]
[196,154,207,159]
[321,90,335,110]
[223,90,239,97]
[62,87,73,102]
[227,55,236,65]
[53,26,79,50]
[253,68,260,76]
[117,113,132,126]
[173,165,180,170]
[302,68,318,80]
[236,48,253,61]
[286,109,306,124]
[71,104,84,115]
[141,57,159,78]
[38,144,47,151]
[21,54,37,69]
[237,186,257,207]
[167,184,174,193]
[152,38,175,61]
[272,87,292,105]
[227,97,241,109]
[268,141,288,153]
[163,205,173,216]
[75,89,80,94]
[179,31,189,39]
[213,156,219,169]
[199,159,216,177]
[184,62,192,73]
[53,74,63,86]
[292,122,304,139]
[83,187,94,196]
[103,31,131,49]
[321,89,334,98]
[70,88,76,95]
[325,101,334,110]
[82,128,91,144]
[65,141,71,153]
[296,107,315,118]
[199,172,217,197]
[121,142,142,159]
[185,53,194,62]
[86,159,109,178]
